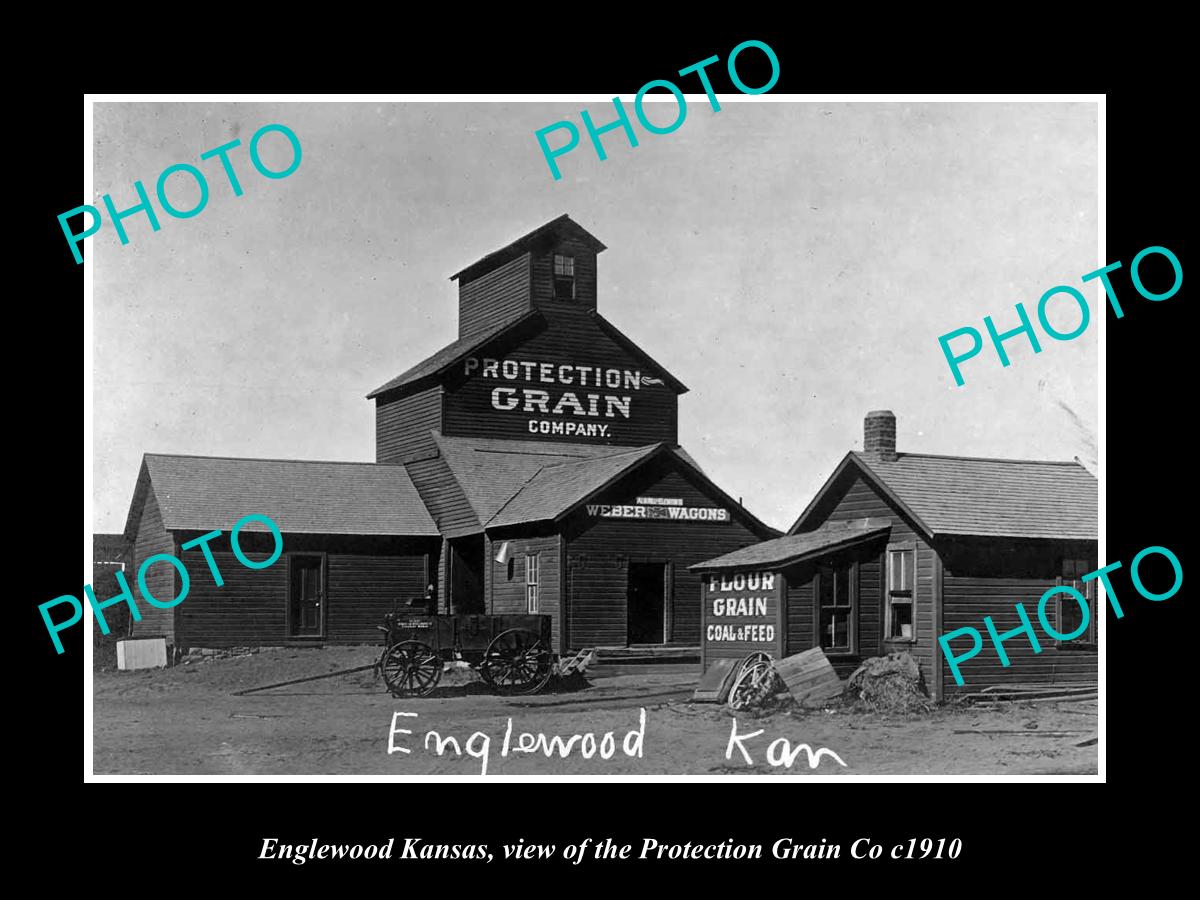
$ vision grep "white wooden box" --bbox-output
[116,637,168,670]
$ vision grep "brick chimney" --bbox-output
[864,410,898,460]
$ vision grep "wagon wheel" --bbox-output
[738,651,773,675]
[728,660,777,711]
[381,641,442,697]
[480,628,554,695]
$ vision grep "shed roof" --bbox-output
[791,451,1098,540]
[691,520,892,571]
[125,454,440,539]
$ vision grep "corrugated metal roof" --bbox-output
[691,520,892,571]
[848,451,1098,540]
[137,454,440,536]
[433,434,638,525]
[488,445,663,527]
[365,310,541,399]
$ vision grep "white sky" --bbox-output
[92,100,1098,533]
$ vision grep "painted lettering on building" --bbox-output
[585,503,729,522]
[702,569,782,657]
[707,623,776,643]
[464,356,662,440]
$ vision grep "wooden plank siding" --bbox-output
[485,533,563,651]
[173,534,286,647]
[565,553,628,648]
[129,487,176,642]
[562,461,762,648]
[799,468,1097,693]
[796,470,938,683]
[440,305,678,447]
[938,537,1097,692]
[325,552,429,640]
[784,567,813,655]
[376,385,442,464]
[170,532,435,647]
[458,252,532,339]
[781,540,887,679]
[530,238,597,313]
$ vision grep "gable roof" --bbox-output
[450,214,606,283]
[433,434,632,526]
[691,519,892,571]
[430,434,775,536]
[488,444,664,528]
[124,454,440,539]
[791,451,1098,541]
[366,307,687,400]
[590,312,688,393]
[366,309,542,399]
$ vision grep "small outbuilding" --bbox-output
[692,410,1098,698]
[123,454,441,649]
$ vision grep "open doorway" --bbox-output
[627,562,666,644]
[449,535,485,614]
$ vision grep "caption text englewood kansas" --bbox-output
[259,836,962,865]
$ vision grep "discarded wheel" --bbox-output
[739,651,773,672]
[728,660,777,711]
[480,628,554,695]
[381,641,442,697]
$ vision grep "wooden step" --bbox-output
[593,645,701,661]
[557,648,596,675]
[589,663,702,678]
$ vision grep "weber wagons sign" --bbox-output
[587,496,730,522]
[463,355,664,440]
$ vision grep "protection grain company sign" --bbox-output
[463,355,664,440]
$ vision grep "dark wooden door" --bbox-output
[289,555,324,637]
[627,562,666,645]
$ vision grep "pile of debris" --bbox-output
[694,647,843,713]
[180,646,266,665]
[844,652,933,713]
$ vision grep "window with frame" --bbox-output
[525,553,540,614]
[1058,558,1096,646]
[886,546,915,641]
[553,254,575,300]
[818,561,854,653]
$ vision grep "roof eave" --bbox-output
[449,215,607,282]
[590,312,688,394]
[121,457,153,543]
[935,529,1099,542]
[365,310,544,399]
[789,452,936,540]
[690,525,892,572]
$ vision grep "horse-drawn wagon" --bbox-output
[377,608,554,697]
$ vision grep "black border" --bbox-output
[23,27,1190,883]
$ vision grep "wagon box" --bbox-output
[379,612,554,697]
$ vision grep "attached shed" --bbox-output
[693,411,1098,699]
[122,454,441,648]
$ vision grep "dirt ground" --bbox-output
[92,646,1098,776]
